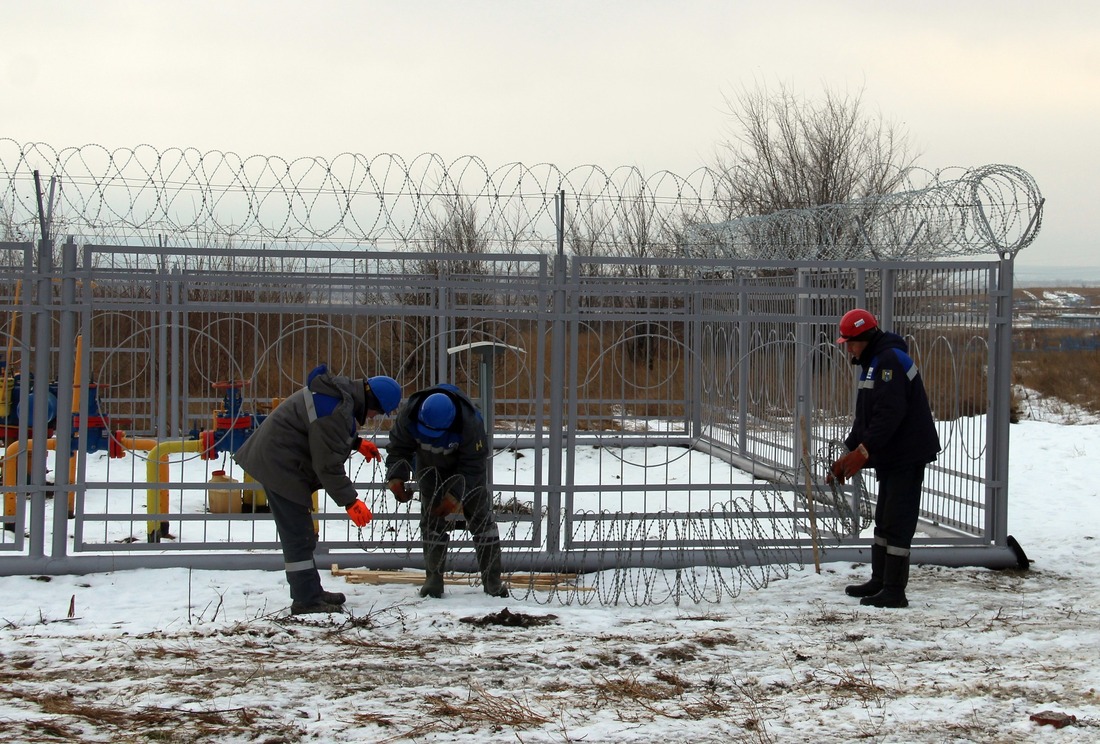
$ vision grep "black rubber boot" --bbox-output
[291,600,344,615]
[286,562,334,613]
[476,539,509,598]
[320,590,346,605]
[861,553,909,608]
[286,563,323,603]
[420,540,447,598]
[845,544,886,597]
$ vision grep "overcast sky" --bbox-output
[4,0,1097,267]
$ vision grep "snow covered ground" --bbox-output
[0,396,1098,742]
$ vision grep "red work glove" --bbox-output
[357,438,381,462]
[431,492,463,518]
[346,499,373,527]
[388,479,414,503]
[828,444,869,484]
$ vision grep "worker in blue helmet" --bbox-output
[235,364,402,615]
[384,383,508,599]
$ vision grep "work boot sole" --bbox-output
[291,601,344,615]
[860,593,908,608]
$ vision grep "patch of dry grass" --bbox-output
[425,682,551,727]
[1013,344,1100,416]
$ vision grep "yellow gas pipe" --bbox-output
[3,439,64,522]
[143,439,204,541]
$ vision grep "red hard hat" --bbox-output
[836,309,878,343]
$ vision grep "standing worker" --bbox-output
[385,384,509,599]
[828,309,941,609]
[235,365,402,615]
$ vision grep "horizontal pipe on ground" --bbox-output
[0,542,1027,577]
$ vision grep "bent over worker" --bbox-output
[384,384,509,599]
[235,365,401,615]
[829,309,941,609]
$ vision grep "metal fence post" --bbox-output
[546,190,566,555]
[50,239,79,558]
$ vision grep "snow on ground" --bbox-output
[1,404,1099,742]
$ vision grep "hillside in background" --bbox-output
[1011,283,1100,416]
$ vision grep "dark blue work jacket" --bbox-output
[845,330,941,471]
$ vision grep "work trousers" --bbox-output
[417,468,500,553]
[265,487,323,603]
[872,462,926,554]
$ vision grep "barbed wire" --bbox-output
[0,140,1041,259]
[688,164,1044,260]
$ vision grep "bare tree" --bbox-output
[715,82,917,216]
[419,193,487,278]
[0,199,31,244]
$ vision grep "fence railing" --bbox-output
[0,144,1041,602]
[1,240,1023,598]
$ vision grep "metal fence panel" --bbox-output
[0,243,1018,580]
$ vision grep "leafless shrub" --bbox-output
[729,680,778,744]
[424,682,550,727]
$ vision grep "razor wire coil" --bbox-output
[1,140,1042,260]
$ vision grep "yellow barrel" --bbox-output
[208,470,242,514]
[241,471,267,510]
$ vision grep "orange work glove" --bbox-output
[828,444,869,484]
[346,499,373,527]
[357,439,381,462]
[388,479,414,503]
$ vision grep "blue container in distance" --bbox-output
[24,391,58,425]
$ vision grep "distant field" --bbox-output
[1011,284,1100,416]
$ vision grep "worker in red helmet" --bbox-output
[384,383,509,599]
[830,309,941,608]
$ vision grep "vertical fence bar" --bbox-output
[689,287,703,439]
[987,256,1015,545]
[70,243,92,551]
[50,239,79,558]
[156,260,170,441]
[170,267,182,439]
[795,270,812,469]
[879,267,896,330]
[736,274,749,455]
[28,192,54,558]
[546,190,566,554]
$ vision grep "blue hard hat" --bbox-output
[417,392,456,440]
[365,375,402,414]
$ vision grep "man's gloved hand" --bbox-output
[431,491,463,518]
[388,479,414,503]
[346,499,373,527]
[357,438,381,462]
[828,443,869,484]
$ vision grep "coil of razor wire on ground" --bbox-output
[349,455,421,553]
[344,453,821,606]
[816,440,873,537]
